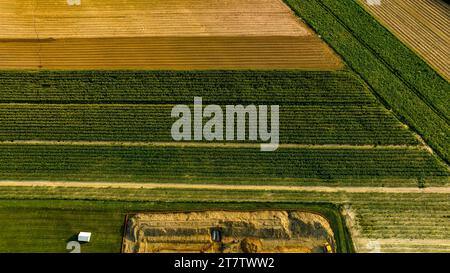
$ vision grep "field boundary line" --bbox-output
[0,181,449,194]
[0,140,423,150]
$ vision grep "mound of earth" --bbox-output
[122,210,335,253]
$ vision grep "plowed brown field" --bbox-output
[358,0,450,81]
[0,0,342,69]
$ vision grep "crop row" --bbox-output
[0,70,376,105]
[0,145,447,185]
[0,104,417,145]
[284,0,450,163]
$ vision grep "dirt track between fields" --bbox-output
[0,180,449,194]
[0,140,421,150]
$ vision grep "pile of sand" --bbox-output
[122,210,335,253]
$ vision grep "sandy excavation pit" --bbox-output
[123,210,336,253]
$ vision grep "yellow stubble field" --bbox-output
[0,0,342,70]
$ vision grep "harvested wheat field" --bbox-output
[358,0,450,81]
[122,211,336,253]
[0,0,342,69]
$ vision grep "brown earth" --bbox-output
[0,0,342,70]
[122,210,336,253]
[358,0,450,81]
[0,36,341,70]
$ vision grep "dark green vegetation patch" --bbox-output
[0,71,416,146]
[0,145,447,186]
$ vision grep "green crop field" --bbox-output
[0,70,373,104]
[0,0,448,254]
[0,104,417,145]
[0,145,447,186]
[0,71,418,145]
[0,70,446,188]
[284,0,450,164]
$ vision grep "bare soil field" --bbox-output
[0,0,342,69]
[122,210,335,253]
[0,36,341,70]
[358,0,450,81]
